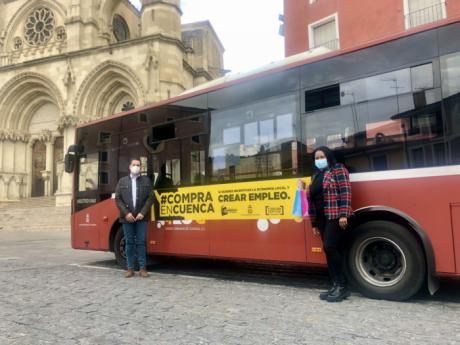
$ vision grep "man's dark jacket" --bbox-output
[115,175,154,223]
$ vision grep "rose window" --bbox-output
[24,7,55,46]
[122,101,135,112]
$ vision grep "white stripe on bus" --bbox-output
[350,165,460,182]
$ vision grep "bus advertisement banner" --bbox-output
[152,177,311,221]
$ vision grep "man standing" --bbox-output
[115,158,153,278]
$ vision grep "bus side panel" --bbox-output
[208,219,307,263]
[149,221,210,256]
[72,210,102,250]
[449,203,460,274]
[72,199,115,251]
[351,175,459,274]
[304,220,327,265]
[100,199,120,251]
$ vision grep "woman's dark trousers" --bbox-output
[317,214,346,287]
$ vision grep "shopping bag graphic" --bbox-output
[292,190,302,217]
[300,190,309,217]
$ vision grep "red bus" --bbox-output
[68,18,460,300]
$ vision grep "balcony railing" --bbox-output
[313,38,339,51]
[406,3,445,29]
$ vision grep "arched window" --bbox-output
[113,14,130,42]
[55,26,66,41]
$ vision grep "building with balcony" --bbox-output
[284,0,460,56]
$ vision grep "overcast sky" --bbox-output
[129,0,285,74]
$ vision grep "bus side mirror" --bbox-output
[64,153,75,173]
[64,144,82,173]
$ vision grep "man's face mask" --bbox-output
[130,164,141,175]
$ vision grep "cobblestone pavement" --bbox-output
[1,231,460,345]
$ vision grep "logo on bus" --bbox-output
[265,206,284,216]
[221,206,237,216]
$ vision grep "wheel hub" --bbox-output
[371,244,398,270]
[356,237,407,287]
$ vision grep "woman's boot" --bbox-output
[326,284,350,302]
[319,283,337,300]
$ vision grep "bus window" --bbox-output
[208,68,299,110]
[302,105,356,152]
[148,111,209,187]
[151,123,175,144]
[166,159,180,185]
[209,92,300,182]
[152,139,181,187]
[441,51,460,164]
[303,96,445,172]
[190,150,206,185]
[153,163,174,189]
[78,153,99,192]
[303,64,447,172]
[305,84,340,112]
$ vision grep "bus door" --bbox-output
[72,153,104,250]
[450,203,460,273]
[149,114,210,256]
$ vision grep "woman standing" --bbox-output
[307,146,353,302]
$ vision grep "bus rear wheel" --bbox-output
[346,220,426,301]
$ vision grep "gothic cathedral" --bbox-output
[0,0,224,204]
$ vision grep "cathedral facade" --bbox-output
[0,0,224,205]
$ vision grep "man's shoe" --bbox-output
[326,285,351,302]
[319,284,337,300]
[139,268,149,278]
[125,269,134,278]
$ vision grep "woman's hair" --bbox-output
[312,146,336,167]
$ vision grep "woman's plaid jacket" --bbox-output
[308,163,353,227]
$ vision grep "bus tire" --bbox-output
[346,220,425,301]
[113,226,127,269]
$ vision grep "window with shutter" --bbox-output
[309,14,339,51]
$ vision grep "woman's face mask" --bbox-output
[315,158,328,170]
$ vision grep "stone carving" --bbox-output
[0,129,30,142]
[144,42,159,71]
[57,115,79,130]
[63,59,75,88]
[144,42,160,101]
[0,30,5,49]
[36,129,53,143]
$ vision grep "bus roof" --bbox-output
[77,15,460,129]
[180,46,331,96]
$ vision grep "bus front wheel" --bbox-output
[346,220,426,301]
[113,227,127,269]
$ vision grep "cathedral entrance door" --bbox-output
[32,141,46,197]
